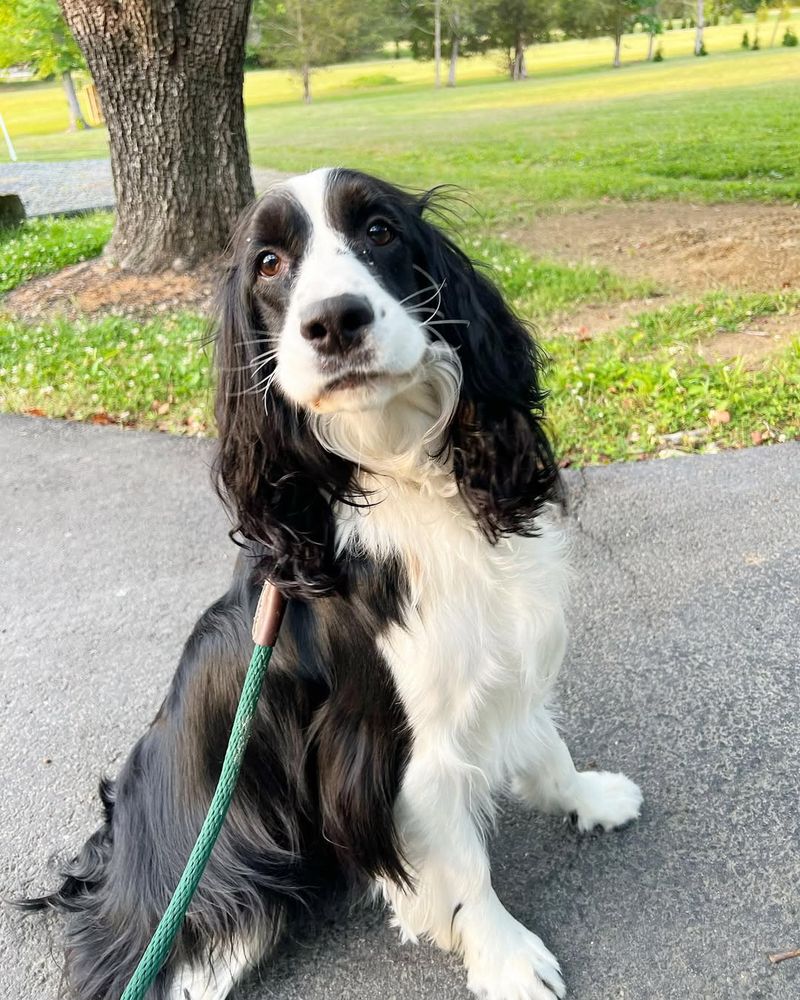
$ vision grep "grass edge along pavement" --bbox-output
[1,220,797,464]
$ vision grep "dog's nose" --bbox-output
[300,294,374,355]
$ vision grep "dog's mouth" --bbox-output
[323,370,390,393]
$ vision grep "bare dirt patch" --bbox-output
[547,294,679,338]
[698,311,800,368]
[4,258,219,321]
[514,201,800,295]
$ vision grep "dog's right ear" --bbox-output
[212,254,349,599]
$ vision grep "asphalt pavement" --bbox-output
[0,162,285,217]
[1,413,798,1000]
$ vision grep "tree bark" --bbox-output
[62,70,90,130]
[512,35,527,80]
[448,9,460,88]
[647,31,655,60]
[694,0,705,54]
[448,35,459,86]
[434,0,442,87]
[613,30,622,67]
[302,62,311,103]
[58,0,255,273]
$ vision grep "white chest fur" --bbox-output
[339,475,569,793]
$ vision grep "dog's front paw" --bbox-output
[569,770,642,833]
[462,907,565,1000]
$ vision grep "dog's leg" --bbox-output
[512,706,642,833]
[383,750,566,1000]
[167,933,264,1000]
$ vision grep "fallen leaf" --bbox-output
[89,412,116,426]
[751,430,763,445]
[709,409,731,426]
[23,408,47,417]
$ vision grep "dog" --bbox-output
[25,168,642,1000]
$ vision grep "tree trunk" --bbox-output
[613,30,622,67]
[694,0,705,54]
[58,0,255,273]
[512,34,527,80]
[302,63,311,103]
[434,0,442,87]
[448,11,460,87]
[647,31,655,60]
[62,70,90,130]
[769,7,781,45]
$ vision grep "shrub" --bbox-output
[349,73,400,88]
[752,31,760,49]
[696,41,708,55]
[741,29,750,47]
[783,26,799,46]
[731,7,743,23]
[653,43,665,61]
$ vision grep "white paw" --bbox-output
[462,907,566,1000]
[569,770,643,833]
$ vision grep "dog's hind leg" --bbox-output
[511,706,643,833]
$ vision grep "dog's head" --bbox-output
[215,168,558,596]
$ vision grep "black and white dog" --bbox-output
[28,168,642,1000]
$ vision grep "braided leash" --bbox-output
[120,584,286,1000]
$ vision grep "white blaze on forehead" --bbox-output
[283,167,338,249]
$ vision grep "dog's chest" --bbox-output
[341,478,568,770]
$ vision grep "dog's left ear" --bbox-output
[414,207,561,539]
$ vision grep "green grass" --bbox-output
[0,312,213,432]
[2,10,795,140]
[3,31,799,231]
[2,282,797,462]
[1,27,798,461]
[0,213,113,293]
[546,293,800,464]
[472,237,655,319]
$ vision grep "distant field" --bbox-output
[1,11,797,165]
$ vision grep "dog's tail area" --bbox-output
[17,768,296,1000]
[18,778,116,917]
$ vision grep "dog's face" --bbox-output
[216,167,559,596]
[239,168,433,413]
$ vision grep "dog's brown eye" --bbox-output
[367,220,395,246]
[258,251,282,277]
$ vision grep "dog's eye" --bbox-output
[366,220,395,247]
[257,251,282,278]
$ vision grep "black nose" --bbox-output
[300,294,374,355]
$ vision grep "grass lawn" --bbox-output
[1,23,798,464]
[2,218,797,461]
[0,212,112,293]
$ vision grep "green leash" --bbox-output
[120,584,286,1000]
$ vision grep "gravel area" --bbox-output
[0,159,286,217]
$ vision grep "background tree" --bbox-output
[643,3,663,60]
[485,0,557,80]
[561,0,649,68]
[694,0,706,54]
[408,0,484,86]
[249,0,387,102]
[59,0,254,272]
[0,0,90,131]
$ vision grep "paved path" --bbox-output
[1,414,798,1000]
[0,160,285,217]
